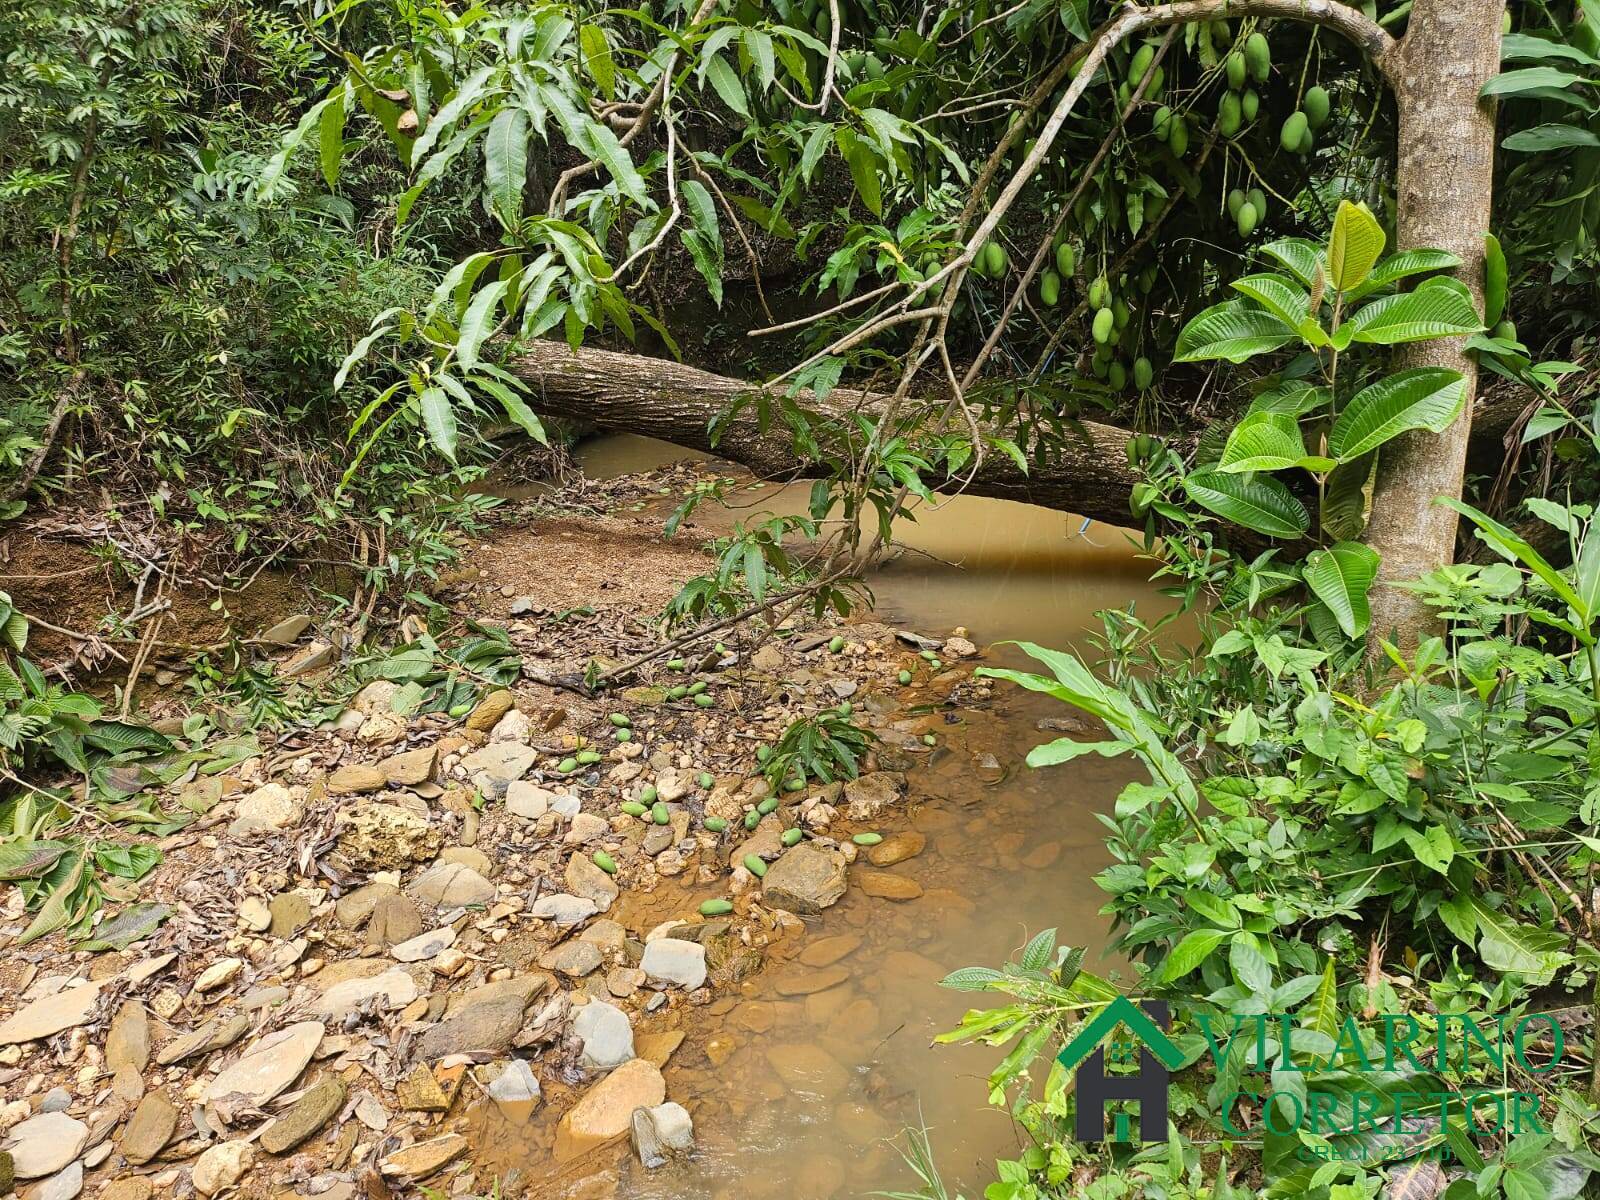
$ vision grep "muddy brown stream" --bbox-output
[483,435,1173,1198]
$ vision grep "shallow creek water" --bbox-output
[478,435,1173,1198]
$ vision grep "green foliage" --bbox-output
[760,705,876,792]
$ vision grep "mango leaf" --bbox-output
[456,278,509,371]
[1503,122,1600,151]
[704,54,750,118]
[1328,368,1467,460]
[1183,471,1311,538]
[318,88,348,188]
[1302,541,1380,638]
[418,387,458,463]
[1173,299,1296,363]
[586,121,650,206]
[1482,66,1591,97]
[1326,200,1385,293]
[579,24,616,98]
[484,107,529,226]
[1342,278,1482,346]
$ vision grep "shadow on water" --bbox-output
[479,434,1177,1199]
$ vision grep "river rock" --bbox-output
[314,967,419,1015]
[191,1141,253,1197]
[31,1160,83,1200]
[382,745,437,786]
[258,614,311,645]
[631,1102,694,1169]
[233,782,303,829]
[460,741,537,784]
[366,893,425,947]
[0,981,103,1046]
[415,994,526,1059]
[337,803,440,870]
[5,1112,88,1178]
[411,862,495,908]
[565,812,608,843]
[799,935,861,968]
[265,892,311,938]
[487,1059,542,1109]
[774,964,849,996]
[334,881,399,928]
[761,845,848,914]
[380,1134,467,1180]
[564,853,619,911]
[943,636,978,658]
[505,780,555,820]
[465,690,515,732]
[531,893,597,926]
[105,1002,150,1072]
[556,1059,665,1157]
[391,925,456,962]
[640,938,706,990]
[858,871,923,900]
[100,1180,153,1200]
[328,763,386,795]
[867,830,925,867]
[119,1092,178,1164]
[573,1000,634,1070]
[491,707,533,742]
[764,1043,850,1096]
[843,772,905,820]
[261,1074,347,1154]
[202,1021,323,1121]
[539,941,603,978]
[156,1013,250,1065]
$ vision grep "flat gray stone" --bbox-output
[573,1000,634,1070]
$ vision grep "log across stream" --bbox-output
[476,434,1174,1198]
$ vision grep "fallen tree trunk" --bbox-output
[511,340,1145,528]
[510,341,1532,535]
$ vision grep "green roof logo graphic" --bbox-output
[1056,995,1185,1074]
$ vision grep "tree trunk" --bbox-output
[1365,0,1504,648]
[510,340,1145,528]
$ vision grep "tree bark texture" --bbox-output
[510,340,1145,528]
[1366,0,1504,647]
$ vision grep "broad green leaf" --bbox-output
[704,54,750,118]
[1302,540,1380,638]
[586,121,650,207]
[1183,471,1311,538]
[318,89,347,188]
[579,24,616,98]
[1482,233,1507,327]
[1401,824,1455,874]
[1173,300,1295,363]
[18,852,86,947]
[1248,382,1329,418]
[419,387,458,462]
[484,108,529,226]
[1502,32,1600,67]
[1343,279,1483,346]
[472,376,549,445]
[680,180,721,249]
[0,841,73,881]
[257,94,334,202]
[1321,453,1375,541]
[409,66,496,164]
[1218,411,1327,474]
[1326,200,1385,293]
[1229,273,1311,327]
[1328,368,1467,460]
[1260,238,1324,287]
[1502,122,1600,151]
[1301,958,1339,1054]
[1481,67,1591,98]
[837,129,883,217]
[1161,928,1231,981]
[1345,248,1462,301]
[79,901,171,952]
[456,279,510,371]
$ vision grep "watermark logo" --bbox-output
[1056,995,1184,1144]
[1056,996,1564,1158]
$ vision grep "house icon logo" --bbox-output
[1056,996,1183,1144]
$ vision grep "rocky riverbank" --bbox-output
[0,480,996,1200]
